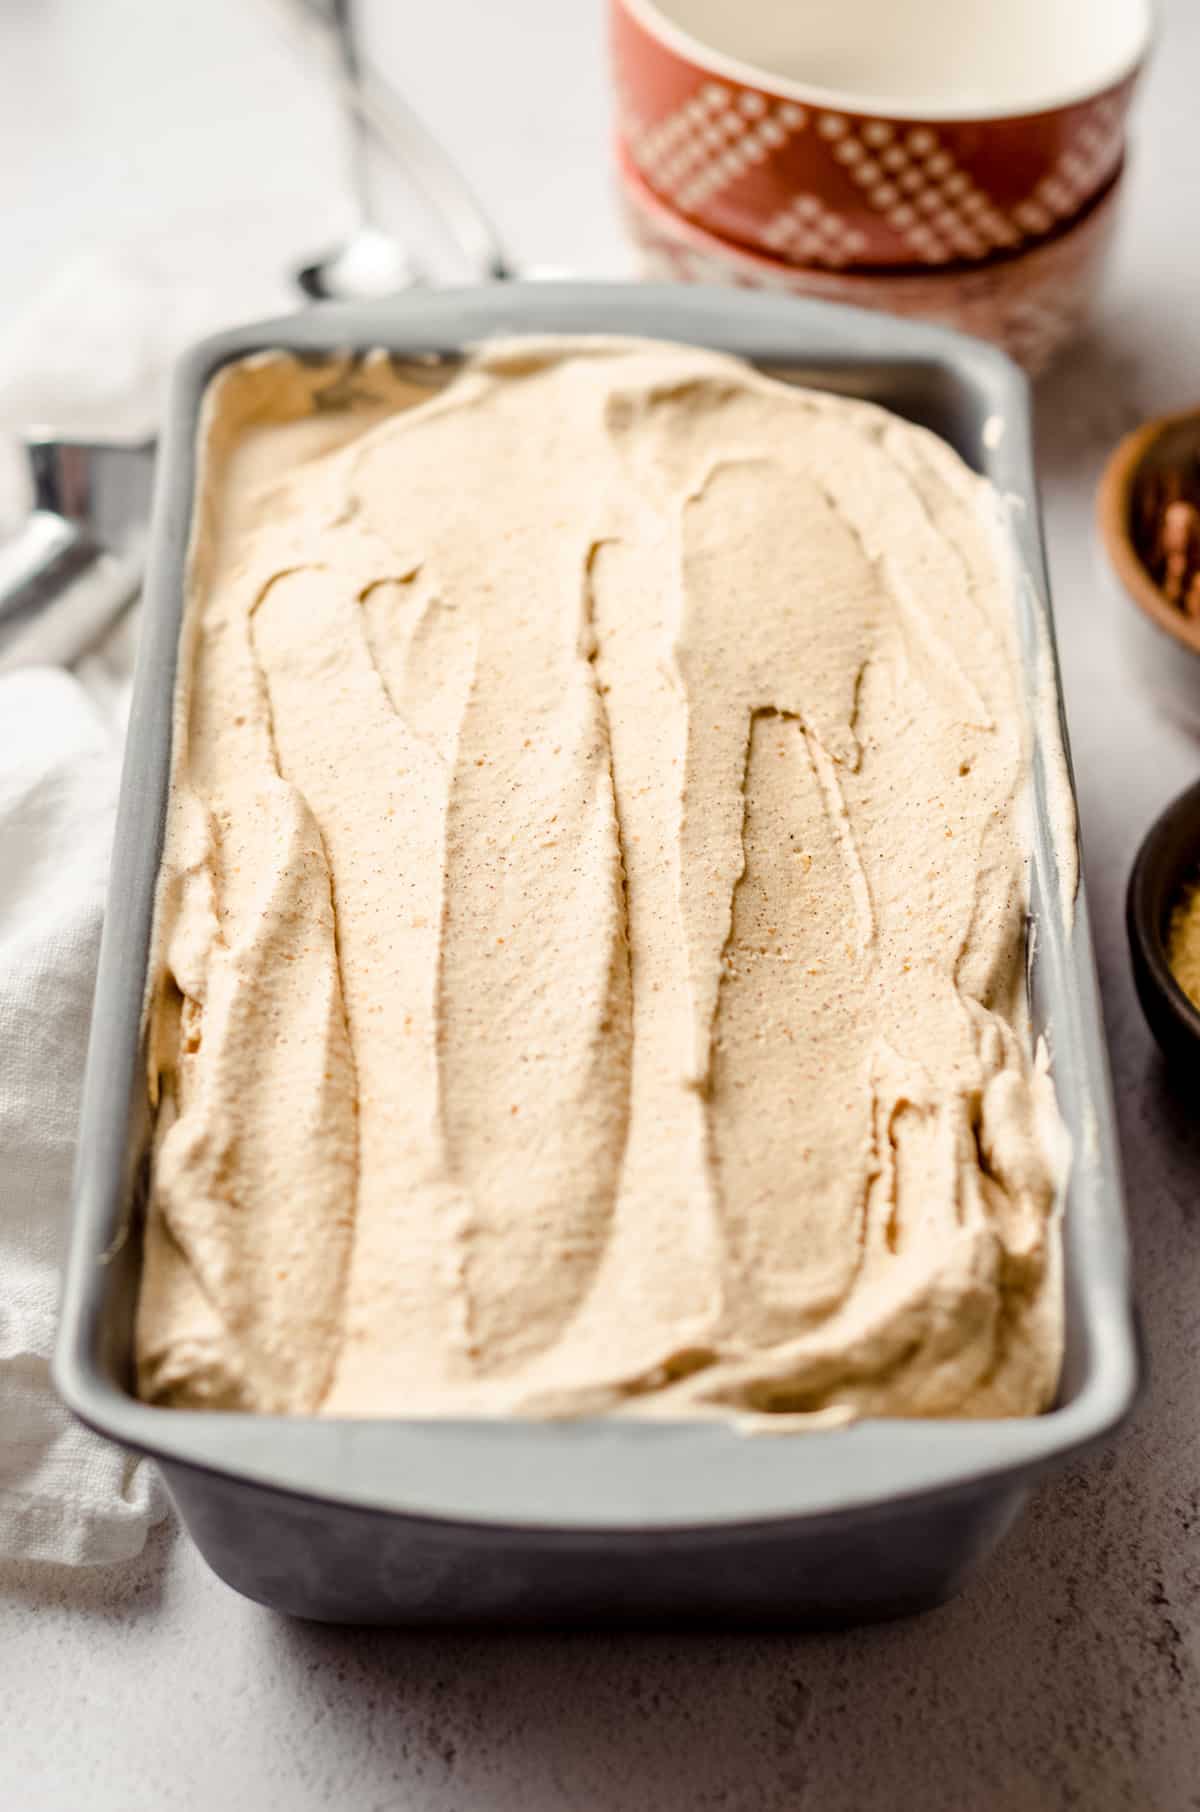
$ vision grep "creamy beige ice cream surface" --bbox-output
[137,336,1068,1422]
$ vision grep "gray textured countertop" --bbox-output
[3,2,1199,1806]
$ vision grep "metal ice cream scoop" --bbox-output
[282,0,514,297]
[0,1,511,671]
[0,435,154,675]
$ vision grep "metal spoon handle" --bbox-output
[327,0,374,237]
[348,62,514,281]
[278,0,513,281]
[0,440,150,673]
[0,519,142,675]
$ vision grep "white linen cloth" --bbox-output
[0,242,298,1564]
[0,664,165,1564]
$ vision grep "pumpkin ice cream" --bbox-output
[137,337,1067,1422]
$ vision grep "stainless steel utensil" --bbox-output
[0,436,154,675]
[292,0,423,298]
[0,0,512,661]
[282,0,514,298]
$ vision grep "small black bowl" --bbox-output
[1127,776,1200,1067]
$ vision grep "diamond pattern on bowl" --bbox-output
[761,195,869,269]
[615,136,1125,376]
[624,80,810,217]
[611,0,1140,272]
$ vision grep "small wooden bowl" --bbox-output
[1127,777,1200,1069]
[1097,410,1200,736]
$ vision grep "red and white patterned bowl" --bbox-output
[616,139,1125,376]
[613,0,1150,272]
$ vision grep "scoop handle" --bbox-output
[0,440,150,673]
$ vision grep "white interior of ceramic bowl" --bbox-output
[624,0,1153,117]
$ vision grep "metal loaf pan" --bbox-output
[55,284,1139,1626]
